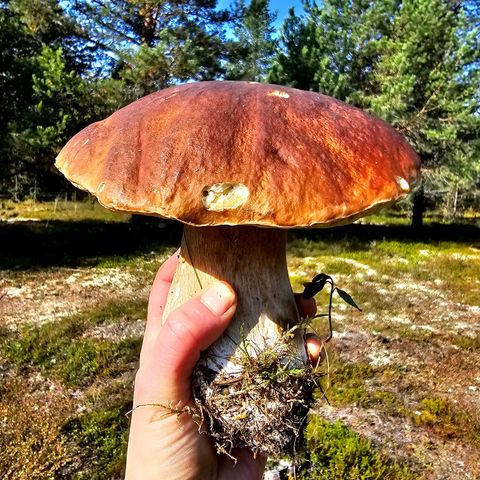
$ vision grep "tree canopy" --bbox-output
[225,0,277,81]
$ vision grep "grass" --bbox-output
[315,356,404,416]
[0,198,130,223]
[0,376,76,479]
[300,416,417,480]
[450,333,480,350]
[1,297,145,387]
[1,201,479,478]
[63,403,130,479]
[0,295,144,478]
[410,397,480,448]
[0,374,132,479]
[320,360,374,407]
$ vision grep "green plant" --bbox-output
[321,361,374,407]
[412,397,480,447]
[63,404,130,479]
[1,299,144,387]
[0,377,76,479]
[299,416,416,479]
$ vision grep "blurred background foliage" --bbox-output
[1,0,479,224]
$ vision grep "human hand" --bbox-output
[125,250,318,480]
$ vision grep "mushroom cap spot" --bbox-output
[55,81,420,228]
[396,176,410,192]
[202,183,249,211]
[268,90,290,99]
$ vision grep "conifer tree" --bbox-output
[0,0,93,196]
[69,0,229,97]
[268,0,398,98]
[361,0,480,226]
[225,0,277,81]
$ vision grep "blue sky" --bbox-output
[217,0,305,28]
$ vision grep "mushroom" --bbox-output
[55,81,420,456]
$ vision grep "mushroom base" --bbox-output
[193,336,317,457]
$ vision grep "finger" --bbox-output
[217,448,266,480]
[147,248,180,322]
[135,281,237,405]
[139,250,180,365]
[294,293,317,318]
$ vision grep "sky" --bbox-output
[217,0,305,28]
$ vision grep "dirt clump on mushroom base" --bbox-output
[193,332,322,457]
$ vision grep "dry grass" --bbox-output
[195,330,321,458]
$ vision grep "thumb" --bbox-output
[135,281,237,405]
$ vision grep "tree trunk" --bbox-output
[451,183,459,221]
[412,186,425,229]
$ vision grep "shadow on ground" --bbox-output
[0,218,182,270]
[1,219,478,270]
[292,221,479,245]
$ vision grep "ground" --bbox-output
[0,201,479,479]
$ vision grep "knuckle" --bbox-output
[164,308,198,345]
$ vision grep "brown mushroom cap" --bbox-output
[56,81,420,227]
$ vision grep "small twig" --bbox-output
[125,401,195,418]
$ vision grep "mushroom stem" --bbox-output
[162,225,311,455]
[163,225,307,370]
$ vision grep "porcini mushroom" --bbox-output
[56,81,420,456]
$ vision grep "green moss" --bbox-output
[87,297,147,325]
[412,397,480,448]
[450,333,480,350]
[389,326,435,344]
[371,390,399,411]
[299,416,417,480]
[4,316,86,369]
[322,361,374,407]
[58,337,141,386]
[1,298,144,387]
[63,404,130,479]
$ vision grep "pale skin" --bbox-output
[125,250,318,480]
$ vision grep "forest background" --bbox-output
[1,0,479,226]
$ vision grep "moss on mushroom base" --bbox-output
[162,226,313,456]
[194,332,317,457]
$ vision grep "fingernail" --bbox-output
[201,282,235,316]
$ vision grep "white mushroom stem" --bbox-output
[162,225,308,374]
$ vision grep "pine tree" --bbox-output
[268,0,398,99]
[225,0,277,81]
[68,0,229,97]
[0,0,117,197]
